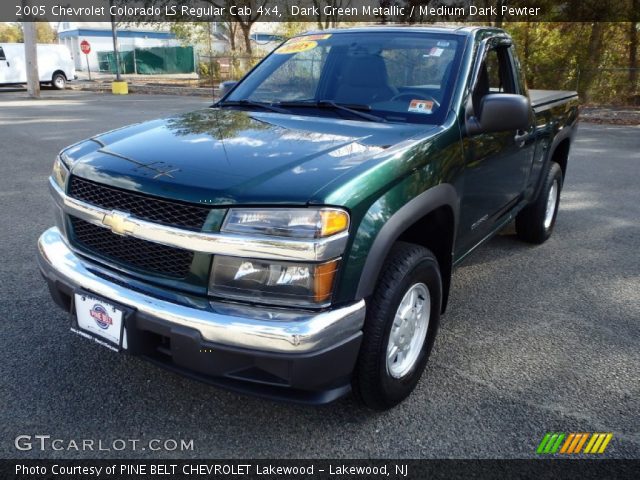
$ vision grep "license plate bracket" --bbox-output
[71,290,132,352]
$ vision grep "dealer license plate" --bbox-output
[72,292,127,352]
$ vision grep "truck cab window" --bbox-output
[485,47,515,93]
[473,46,516,114]
[227,32,463,124]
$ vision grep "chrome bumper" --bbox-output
[37,227,365,354]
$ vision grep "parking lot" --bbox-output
[0,90,638,459]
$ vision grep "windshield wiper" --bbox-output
[277,100,386,123]
[217,99,289,114]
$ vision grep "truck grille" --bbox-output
[69,176,210,230]
[70,217,194,278]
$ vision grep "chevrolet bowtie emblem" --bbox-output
[102,210,134,236]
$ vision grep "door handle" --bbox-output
[6,61,9,67]
[514,130,530,146]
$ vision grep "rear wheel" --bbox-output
[52,72,66,90]
[353,242,441,410]
[515,162,563,244]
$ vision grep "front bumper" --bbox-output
[37,227,365,404]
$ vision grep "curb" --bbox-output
[70,82,217,98]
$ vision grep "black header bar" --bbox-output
[7,0,640,23]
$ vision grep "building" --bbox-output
[57,22,179,71]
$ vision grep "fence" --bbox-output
[98,46,196,75]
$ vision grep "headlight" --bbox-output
[221,208,349,238]
[209,256,339,308]
[52,156,69,188]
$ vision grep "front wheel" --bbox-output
[353,242,442,410]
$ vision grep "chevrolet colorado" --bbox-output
[38,26,578,410]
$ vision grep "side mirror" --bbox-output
[219,80,238,98]
[466,93,530,136]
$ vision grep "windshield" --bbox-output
[225,31,464,124]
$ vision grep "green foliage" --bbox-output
[0,23,22,42]
[170,22,210,46]
[35,23,57,43]
[198,59,220,79]
[278,21,311,39]
[0,22,57,43]
[229,53,260,80]
[506,22,639,104]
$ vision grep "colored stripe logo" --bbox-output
[537,433,613,454]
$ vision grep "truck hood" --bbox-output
[66,108,434,205]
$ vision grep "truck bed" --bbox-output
[530,89,579,111]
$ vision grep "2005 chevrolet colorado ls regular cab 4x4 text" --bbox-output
[38,26,578,409]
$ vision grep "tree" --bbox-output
[220,17,239,52]
[629,0,638,95]
[278,21,312,39]
[0,22,55,43]
[312,0,351,29]
[0,23,23,42]
[227,0,268,55]
[176,0,267,55]
[140,0,264,55]
[171,22,211,46]
[36,23,57,43]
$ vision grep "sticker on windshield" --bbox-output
[408,100,434,114]
[275,40,318,55]
[428,47,444,57]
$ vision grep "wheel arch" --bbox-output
[550,137,570,182]
[355,183,458,313]
[52,70,67,81]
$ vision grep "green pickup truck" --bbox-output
[38,26,578,409]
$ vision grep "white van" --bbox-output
[0,43,75,89]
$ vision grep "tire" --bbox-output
[52,73,66,90]
[515,162,563,244]
[353,242,442,410]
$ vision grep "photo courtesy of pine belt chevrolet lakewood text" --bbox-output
[37,26,578,410]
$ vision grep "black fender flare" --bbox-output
[532,117,576,198]
[355,183,459,301]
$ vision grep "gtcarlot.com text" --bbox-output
[14,435,194,452]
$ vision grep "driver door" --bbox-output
[458,43,535,252]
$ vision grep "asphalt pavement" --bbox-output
[0,90,638,459]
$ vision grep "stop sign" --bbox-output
[80,40,91,55]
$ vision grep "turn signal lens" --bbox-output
[320,210,350,237]
[314,260,339,303]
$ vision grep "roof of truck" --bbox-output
[301,25,502,37]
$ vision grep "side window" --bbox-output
[0,47,5,61]
[484,47,515,93]
[473,45,516,114]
